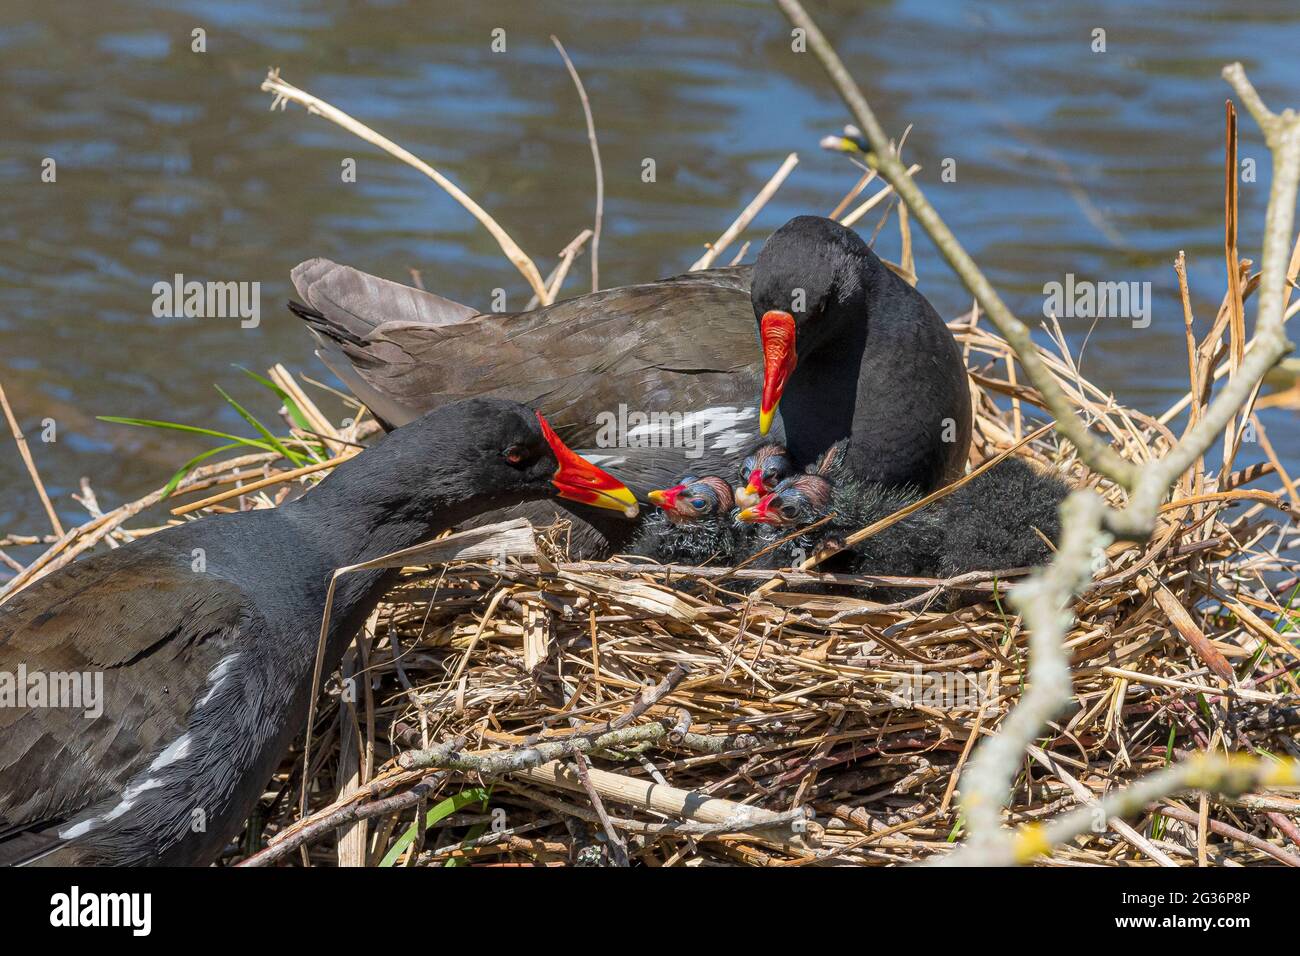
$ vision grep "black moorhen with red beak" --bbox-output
[0,398,635,866]
[751,217,970,489]
[288,215,970,554]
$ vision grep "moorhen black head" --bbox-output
[751,216,972,490]
[0,398,635,866]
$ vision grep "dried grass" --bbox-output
[8,306,1291,867]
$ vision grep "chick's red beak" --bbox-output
[759,310,797,435]
[537,412,639,517]
[745,469,766,499]
[736,492,781,525]
[647,484,687,511]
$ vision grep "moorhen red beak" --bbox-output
[758,310,797,435]
[537,412,638,517]
[0,397,635,867]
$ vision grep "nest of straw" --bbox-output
[6,311,1276,867]
[3,292,1298,868]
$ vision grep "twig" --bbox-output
[551,37,603,293]
[260,69,550,303]
[170,452,357,516]
[690,152,799,270]
[0,381,63,537]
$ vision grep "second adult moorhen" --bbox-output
[0,398,636,866]
[288,215,971,552]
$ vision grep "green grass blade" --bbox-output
[213,384,306,467]
[378,787,490,868]
[236,366,314,434]
[162,442,244,497]
[98,416,277,453]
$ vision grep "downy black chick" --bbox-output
[631,476,757,565]
[933,457,1070,577]
[735,444,945,589]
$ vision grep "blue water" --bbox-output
[2,0,1298,548]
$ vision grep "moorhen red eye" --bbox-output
[0,397,635,867]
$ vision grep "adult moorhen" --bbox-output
[0,398,636,866]
[288,215,971,552]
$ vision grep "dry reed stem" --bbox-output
[551,37,603,293]
[691,152,799,270]
[260,69,550,304]
[0,380,63,537]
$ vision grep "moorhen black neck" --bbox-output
[0,398,635,866]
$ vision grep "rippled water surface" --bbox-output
[3,0,1299,537]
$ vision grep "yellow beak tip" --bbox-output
[597,486,640,519]
[758,408,774,435]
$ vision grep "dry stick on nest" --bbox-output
[0,380,63,538]
[260,69,550,304]
[1157,803,1300,867]
[169,452,357,516]
[690,152,799,271]
[551,37,603,294]
[775,0,1300,864]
